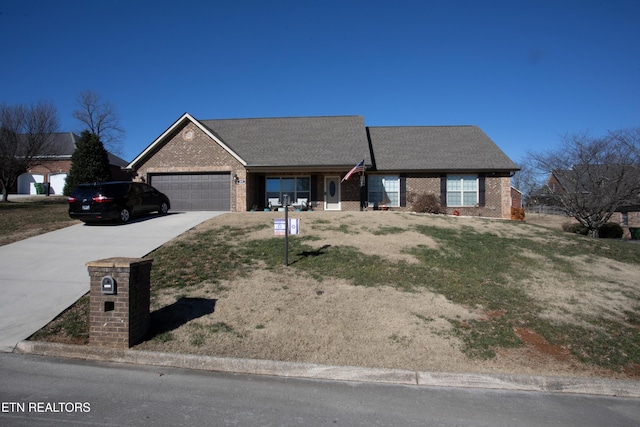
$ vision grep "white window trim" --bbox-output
[368,175,400,207]
[447,175,479,207]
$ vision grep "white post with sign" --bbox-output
[283,195,290,266]
[272,196,302,266]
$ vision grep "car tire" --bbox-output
[119,208,131,223]
[159,202,169,215]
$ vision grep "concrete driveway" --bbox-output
[0,211,224,352]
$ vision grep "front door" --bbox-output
[324,176,341,210]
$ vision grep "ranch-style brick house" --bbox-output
[126,113,520,218]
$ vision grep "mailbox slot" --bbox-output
[101,276,116,294]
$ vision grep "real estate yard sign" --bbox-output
[273,218,299,236]
[274,217,299,267]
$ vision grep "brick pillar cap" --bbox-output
[86,257,153,268]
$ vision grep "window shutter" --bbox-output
[258,175,266,209]
[478,175,486,207]
[400,175,406,207]
[310,175,317,204]
[440,176,447,207]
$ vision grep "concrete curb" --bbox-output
[14,341,640,397]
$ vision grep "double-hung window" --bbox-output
[266,177,310,204]
[368,175,400,207]
[447,175,478,207]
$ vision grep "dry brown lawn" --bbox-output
[131,212,640,380]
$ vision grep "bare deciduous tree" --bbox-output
[511,159,545,209]
[0,101,60,202]
[73,89,124,155]
[531,128,640,237]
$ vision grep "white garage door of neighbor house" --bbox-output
[17,173,44,194]
[48,173,67,195]
[151,173,231,211]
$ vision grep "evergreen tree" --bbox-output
[63,131,111,195]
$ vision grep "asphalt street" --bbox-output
[0,211,224,352]
[1,353,639,426]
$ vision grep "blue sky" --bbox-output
[1,0,638,166]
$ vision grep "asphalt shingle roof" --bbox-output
[16,132,78,157]
[367,126,519,172]
[200,116,371,167]
[130,113,519,173]
[43,132,128,166]
[48,132,79,156]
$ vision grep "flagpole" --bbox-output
[360,159,366,211]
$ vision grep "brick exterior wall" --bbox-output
[134,122,248,211]
[27,160,72,178]
[339,175,363,211]
[499,177,512,219]
[341,174,512,218]
[511,186,523,209]
[87,258,152,349]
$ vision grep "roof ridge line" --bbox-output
[201,115,364,121]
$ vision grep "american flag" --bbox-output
[342,159,365,182]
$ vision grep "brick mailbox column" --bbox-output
[87,257,153,349]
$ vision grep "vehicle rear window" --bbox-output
[72,184,129,198]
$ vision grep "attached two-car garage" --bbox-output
[150,173,231,211]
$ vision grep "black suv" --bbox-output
[68,181,171,223]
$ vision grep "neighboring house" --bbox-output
[511,187,523,209]
[126,113,520,218]
[544,166,640,229]
[546,166,640,211]
[15,132,129,195]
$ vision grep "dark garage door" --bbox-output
[151,173,231,211]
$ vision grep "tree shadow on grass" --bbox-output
[289,244,331,265]
[145,297,217,340]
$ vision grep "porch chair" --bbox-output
[293,198,308,211]
[268,198,281,211]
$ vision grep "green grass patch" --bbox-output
[187,321,240,347]
[30,293,90,343]
[408,224,640,368]
[152,332,174,343]
[309,220,358,234]
[413,313,434,323]
[148,226,261,291]
[372,226,405,235]
[450,318,522,359]
[0,197,76,246]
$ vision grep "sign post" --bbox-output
[273,196,300,266]
[282,194,290,266]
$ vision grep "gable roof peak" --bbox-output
[126,112,247,169]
